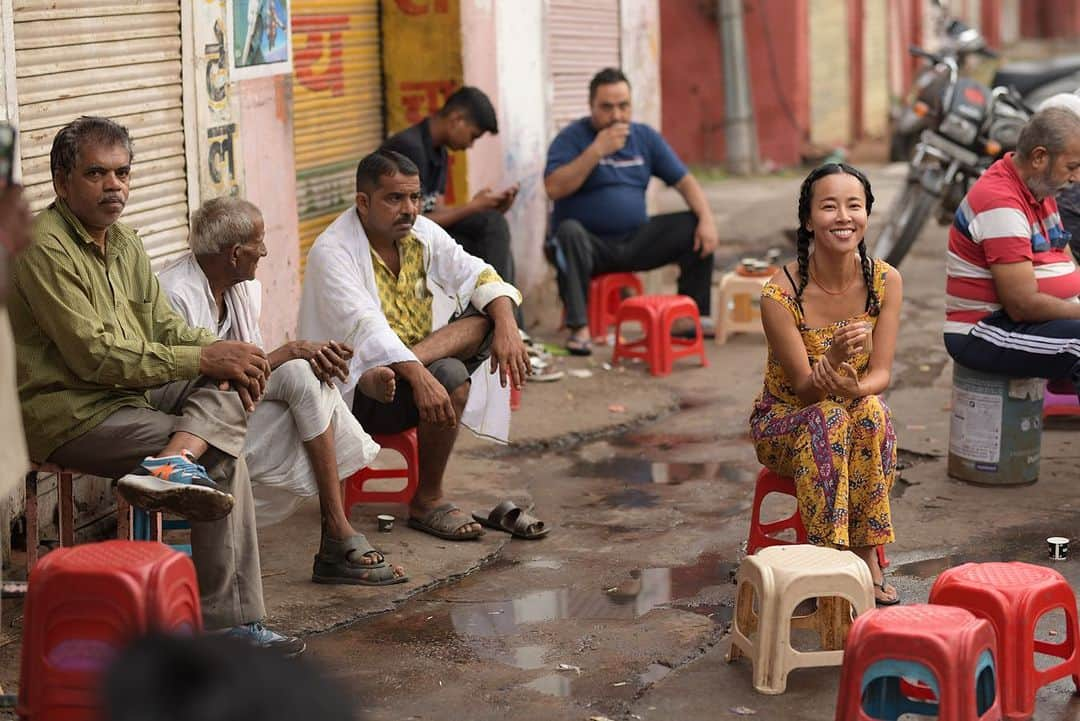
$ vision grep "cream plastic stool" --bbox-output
[715,269,772,344]
[726,544,875,694]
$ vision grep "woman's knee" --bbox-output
[850,395,891,425]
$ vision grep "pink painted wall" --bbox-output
[460,0,506,198]
[237,75,302,349]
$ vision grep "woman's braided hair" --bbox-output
[794,162,881,316]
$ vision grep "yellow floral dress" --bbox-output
[749,260,896,549]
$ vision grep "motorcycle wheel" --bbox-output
[872,179,937,267]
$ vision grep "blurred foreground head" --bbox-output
[101,634,357,721]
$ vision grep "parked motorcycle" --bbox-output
[890,0,1080,162]
[873,46,1031,267]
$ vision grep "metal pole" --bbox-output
[718,0,759,175]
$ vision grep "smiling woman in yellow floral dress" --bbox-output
[750,163,904,605]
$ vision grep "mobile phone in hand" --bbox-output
[0,123,15,188]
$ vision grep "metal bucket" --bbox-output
[947,364,1043,485]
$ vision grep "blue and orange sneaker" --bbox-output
[116,451,235,522]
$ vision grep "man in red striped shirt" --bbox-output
[944,108,1080,384]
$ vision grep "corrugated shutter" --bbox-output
[549,0,621,132]
[12,0,190,267]
[292,0,382,275]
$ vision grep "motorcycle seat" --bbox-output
[993,55,1080,97]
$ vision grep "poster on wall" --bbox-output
[228,0,292,80]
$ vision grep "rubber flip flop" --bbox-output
[565,338,592,356]
[471,500,550,540]
[407,503,484,541]
[874,580,901,606]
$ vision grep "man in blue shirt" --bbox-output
[545,68,719,354]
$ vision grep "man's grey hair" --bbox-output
[50,116,134,178]
[1037,92,1080,117]
[1016,107,1080,161]
[189,197,263,256]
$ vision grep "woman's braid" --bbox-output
[857,240,881,315]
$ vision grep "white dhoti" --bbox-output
[246,359,379,526]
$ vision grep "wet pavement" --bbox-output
[8,164,1080,719]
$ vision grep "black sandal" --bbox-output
[566,337,593,356]
[874,579,900,606]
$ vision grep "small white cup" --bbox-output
[1048,536,1069,561]
[377,514,395,532]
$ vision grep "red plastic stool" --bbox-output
[17,541,201,721]
[588,272,643,343]
[1043,379,1080,418]
[748,468,889,568]
[835,605,1001,721]
[930,562,1080,721]
[342,428,420,513]
[509,383,521,411]
[611,294,708,376]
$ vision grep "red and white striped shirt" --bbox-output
[945,154,1080,334]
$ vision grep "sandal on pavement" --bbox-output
[874,579,900,606]
[471,500,549,540]
[311,534,408,586]
[408,503,484,541]
[565,337,592,356]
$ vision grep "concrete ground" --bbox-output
[6,164,1080,720]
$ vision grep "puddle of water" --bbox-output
[449,554,736,636]
[611,432,722,449]
[478,643,550,670]
[892,554,973,579]
[601,487,659,508]
[569,456,756,487]
[638,663,671,685]
[522,559,563,570]
[522,673,571,697]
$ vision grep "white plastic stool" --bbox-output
[715,270,771,344]
[726,544,875,694]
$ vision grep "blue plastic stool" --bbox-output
[130,508,191,556]
[860,651,996,720]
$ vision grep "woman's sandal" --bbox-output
[874,579,900,606]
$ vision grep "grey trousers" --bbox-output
[49,377,265,630]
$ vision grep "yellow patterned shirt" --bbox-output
[370,233,502,347]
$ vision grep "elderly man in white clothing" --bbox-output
[299,149,529,541]
[158,196,406,585]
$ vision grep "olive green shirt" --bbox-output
[9,200,216,461]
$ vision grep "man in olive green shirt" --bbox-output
[8,116,302,655]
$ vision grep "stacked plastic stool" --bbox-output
[611,294,708,376]
[1043,379,1080,419]
[715,263,774,344]
[930,561,1080,720]
[835,604,1001,721]
[747,468,888,569]
[342,428,420,514]
[588,272,643,343]
[726,544,875,694]
[17,540,202,721]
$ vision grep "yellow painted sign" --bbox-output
[381,0,468,205]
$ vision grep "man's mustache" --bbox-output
[395,215,414,225]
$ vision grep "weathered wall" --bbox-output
[659,0,808,168]
[620,0,661,131]
[809,0,851,146]
[382,0,468,205]
[863,0,890,139]
[239,76,301,347]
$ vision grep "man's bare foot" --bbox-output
[358,366,396,403]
